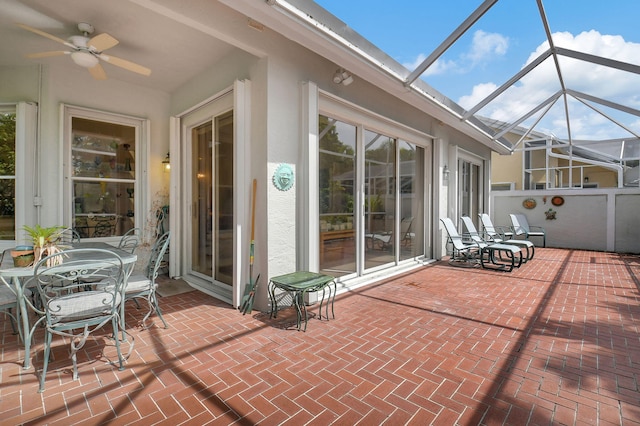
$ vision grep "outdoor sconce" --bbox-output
[333,68,354,86]
[584,176,589,183]
[442,165,450,182]
[162,152,170,172]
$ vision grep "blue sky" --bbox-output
[314,0,640,141]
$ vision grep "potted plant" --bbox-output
[10,245,35,267]
[22,224,67,267]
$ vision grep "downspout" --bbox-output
[35,64,43,225]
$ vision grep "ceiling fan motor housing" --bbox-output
[77,22,94,35]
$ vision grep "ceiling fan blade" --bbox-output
[88,63,107,80]
[98,54,151,76]
[26,50,68,58]
[16,23,72,47]
[89,33,119,52]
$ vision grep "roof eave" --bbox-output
[222,0,513,155]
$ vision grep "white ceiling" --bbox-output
[0,0,238,93]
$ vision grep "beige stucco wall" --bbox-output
[491,144,620,190]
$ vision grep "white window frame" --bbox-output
[62,105,149,243]
[0,102,37,249]
[302,84,432,275]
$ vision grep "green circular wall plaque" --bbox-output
[273,163,294,191]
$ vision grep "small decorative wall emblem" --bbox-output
[545,208,557,220]
[273,163,294,191]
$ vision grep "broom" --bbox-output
[240,179,257,314]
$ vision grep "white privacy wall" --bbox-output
[491,189,640,253]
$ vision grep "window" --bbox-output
[64,106,147,239]
[0,109,15,241]
[316,94,430,279]
[491,182,514,191]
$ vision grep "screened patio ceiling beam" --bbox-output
[537,0,567,93]
[512,101,558,151]
[569,92,640,139]
[492,91,562,140]
[462,49,553,119]
[556,47,640,76]
[404,0,498,86]
[565,89,640,118]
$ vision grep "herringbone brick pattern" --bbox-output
[1,248,640,425]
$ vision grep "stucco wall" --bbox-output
[491,189,640,253]
[616,193,640,254]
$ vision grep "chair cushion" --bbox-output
[47,291,121,323]
[125,274,152,293]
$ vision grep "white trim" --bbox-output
[301,81,319,272]
[233,79,251,308]
[16,102,38,241]
[168,116,180,278]
[0,103,37,248]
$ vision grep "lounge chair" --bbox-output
[509,213,546,247]
[441,217,523,271]
[366,217,413,251]
[478,213,535,261]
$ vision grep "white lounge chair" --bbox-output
[442,217,522,271]
[509,213,546,247]
[478,213,535,261]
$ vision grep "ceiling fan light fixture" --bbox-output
[70,50,98,68]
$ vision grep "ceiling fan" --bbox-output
[18,22,151,80]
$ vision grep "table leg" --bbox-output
[269,281,277,319]
[3,277,33,369]
[298,290,308,332]
[329,280,336,319]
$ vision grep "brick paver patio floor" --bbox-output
[1,248,640,425]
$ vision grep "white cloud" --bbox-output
[405,30,509,76]
[463,31,640,139]
[464,30,509,65]
[403,54,458,76]
[458,82,498,109]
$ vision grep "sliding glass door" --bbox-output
[319,114,427,279]
[184,95,234,289]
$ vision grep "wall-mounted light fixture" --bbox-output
[584,176,589,183]
[332,68,354,86]
[442,165,450,182]
[162,152,170,172]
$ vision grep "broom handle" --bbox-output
[251,179,257,243]
[249,179,257,268]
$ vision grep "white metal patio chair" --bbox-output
[118,231,170,329]
[28,248,126,392]
[510,213,546,247]
[118,227,141,254]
